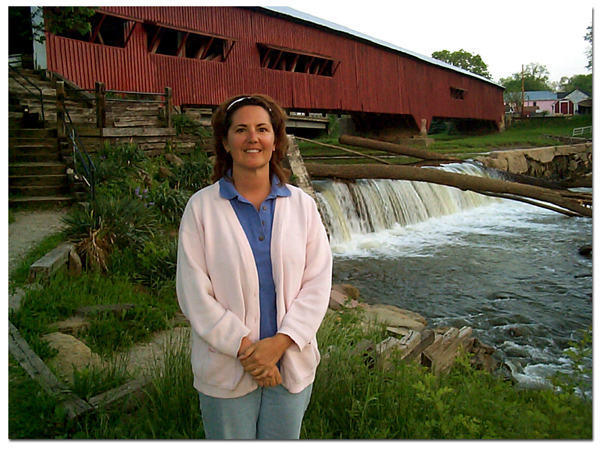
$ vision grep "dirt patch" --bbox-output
[9,208,69,276]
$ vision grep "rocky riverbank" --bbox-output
[329,284,501,375]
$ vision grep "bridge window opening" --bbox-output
[258,44,338,77]
[52,12,135,48]
[450,87,467,100]
[144,23,233,62]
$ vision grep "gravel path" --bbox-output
[8,208,70,276]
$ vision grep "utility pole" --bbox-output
[521,64,525,119]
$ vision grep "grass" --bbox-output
[8,119,593,439]
[297,115,593,163]
[8,294,593,439]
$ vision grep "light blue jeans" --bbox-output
[198,384,313,439]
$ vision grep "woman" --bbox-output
[176,94,332,439]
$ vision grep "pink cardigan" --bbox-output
[176,182,332,398]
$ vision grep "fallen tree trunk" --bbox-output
[305,163,592,218]
[340,135,589,191]
[295,136,393,165]
[339,134,460,162]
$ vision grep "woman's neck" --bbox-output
[231,167,271,210]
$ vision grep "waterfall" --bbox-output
[313,161,503,246]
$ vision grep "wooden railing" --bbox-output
[9,65,45,123]
[56,81,97,202]
[95,82,173,129]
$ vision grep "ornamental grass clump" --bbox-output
[62,197,160,271]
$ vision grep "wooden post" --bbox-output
[96,81,106,129]
[55,81,66,139]
[165,86,173,128]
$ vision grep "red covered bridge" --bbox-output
[40,6,505,136]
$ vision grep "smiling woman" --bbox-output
[210,94,290,186]
[224,105,275,199]
[176,94,332,439]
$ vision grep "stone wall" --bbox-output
[476,143,592,181]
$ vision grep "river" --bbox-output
[313,163,593,392]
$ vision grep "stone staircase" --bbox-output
[8,67,198,208]
[9,68,72,207]
[8,127,71,207]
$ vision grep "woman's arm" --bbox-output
[176,200,251,358]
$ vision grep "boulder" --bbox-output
[332,283,360,300]
[42,332,103,382]
[329,286,360,310]
[362,304,427,331]
[164,152,184,167]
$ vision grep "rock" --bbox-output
[362,304,427,331]
[42,332,103,382]
[76,303,136,317]
[158,166,174,180]
[329,288,360,310]
[53,316,89,335]
[69,248,82,277]
[469,338,501,373]
[332,283,360,300]
[164,152,184,167]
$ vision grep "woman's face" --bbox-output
[224,105,275,175]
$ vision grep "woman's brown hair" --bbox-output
[211,94,290,184]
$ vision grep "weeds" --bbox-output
[8,124,593,439]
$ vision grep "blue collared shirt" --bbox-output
[219,175,291,340]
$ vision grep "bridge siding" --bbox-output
[45,6,504,128]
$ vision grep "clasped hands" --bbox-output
[238,334,292,387]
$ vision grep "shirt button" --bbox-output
[259,236,265,241]
[262,206,267,211]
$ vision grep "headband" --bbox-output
[225,96,273,113]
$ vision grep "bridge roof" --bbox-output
[263,7,504,89]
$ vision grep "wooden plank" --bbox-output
[101,128,176,138]
[88,375,151,411]
[28,242,72,282]
[402,329,435,363]
[9,322,92,419]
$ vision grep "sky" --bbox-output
[285,0,593,84]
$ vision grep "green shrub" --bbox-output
[172,153,213,193]
[146,182,190,226]
[134,237,178,290]
[62,197,160,270]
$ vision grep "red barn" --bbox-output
[37,6,504,135]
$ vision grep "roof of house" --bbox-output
[524,91,557,101]
[263,7,503,88]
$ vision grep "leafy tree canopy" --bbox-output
[558,73,593,96]
[584,22,592,70]
[431,49,492,79]
[25,6,96,43]
[500,63,552,92]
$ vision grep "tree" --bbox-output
[559,74,593,96]
[431,49,492,79]
[27,6,96,43]
[500,63,552,92]
[584,22,592,71]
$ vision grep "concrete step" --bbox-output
[9,195,73,208]
[9,174,67,187]
[9,162,67,176]
[10,184,70,198]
